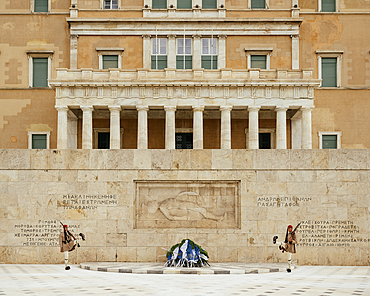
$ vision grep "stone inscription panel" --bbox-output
[299,220,368,248]
[60,194,117,210]
[135,181,240,229]
[257,195,313,207]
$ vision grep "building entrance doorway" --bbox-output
[98,132,110,149]
[259,133,271,149]
[175,133,193,149]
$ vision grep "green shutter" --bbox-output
[251,0,265,9]
[34,0,48,12]
[176,56,192,69]
[177,0,192,9]
[152,0,167,9]
[32,134,47,149]
[322,135,337,149]
[103,55,119,69]
[202,0,217,9]
[251,55,267,69]
[322,57,337,87]
[201,56,217,69]
[151,55,167,69]
[33,58,48,87]
[322,0,335,12]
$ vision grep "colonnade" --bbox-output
[56,105,314,149]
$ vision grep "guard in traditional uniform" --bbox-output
[273,224,299,272]
[59,224,77,270]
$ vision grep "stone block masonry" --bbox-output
[0,149,369,265]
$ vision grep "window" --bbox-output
[152,0,167,9]
[321,0,335,12]
[32,58,48,87]
[201,38,217,69]
[104,0,118,9]
[176,38,192,69]
[176,133,193,149]
[34,0,49,12]
[319,132,341,149]
[321,57,337,87]
[251,0,265,9]
[177,0,192,9]
[202,0,217,9]
[28,132,50,149]
[103,55,119,69]
[151,38,167,69]
[251,55,267,69]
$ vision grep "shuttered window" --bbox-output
[177,0,192,9]
[251,55,267,69]
[103,55,119,69]
[152,0,167,9]
[202,0,217,9]
[34,0,48,12]
[32,134,47,149]
[322,0,335,12]
[33,58,48,87]
[251,0,265,9]
[322,135,337,149]
[322,57,337,87]
[151,55,167,69]
[201,56,217,69]
[176,56,193,69]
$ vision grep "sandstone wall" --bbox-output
[0,149,369,265]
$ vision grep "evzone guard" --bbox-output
[59,223,85,270]
[273,223,300,272]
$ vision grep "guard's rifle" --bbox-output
[285,222,302,243]
[60,222,86,248]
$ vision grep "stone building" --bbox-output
[0,1,369,265]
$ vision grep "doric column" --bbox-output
[291,110,302,149]
[218,35,227,69]
[81,106,94,149]
[137,106,149,149]
[193,34,201,69]
[220,106,232,149]
[248,106,260,149]
[142,34,151,69]
[193,106,204,149]
[56,106,68,149]
[167,34,176,69]
[67,109,78,149]
[301,106,314,149]
[164,106,176,149]
[291,35,300,70]
[275,106,288,149]
[70,35,78,69]
[109,105,121,149]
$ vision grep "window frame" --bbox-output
[28,131,50,149]
[152,0,167,9]
[151,38,168,70]
[101,0,120,9]
[319,131,341,149]
[316,50,343,88]
[177,0,192,9]
[176,37,193,69]
[96,48,124,70]
[245,48,272,70]
[27,50,53,88]
[201,38,218,69]
[202,0,217,9]
[248,0,269,9]
[319,0,339,12]
[31,0,51,13]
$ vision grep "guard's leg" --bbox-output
[64,251,70,270]
[287,252,292,272]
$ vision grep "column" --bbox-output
[218,35,227,69]
[67,110,78,149]
[81,105,93,149]
[70,35,78,69]
[291,35,300,70]
[193,106,204,149]
[164,106,176,149]
[193,34,201,69]
[248,106,260,149]
[167,34,176,69]
[291,111,302,149]
[56,106,68,149]
[142,34,151,69]
[220,106,232,149]
[301,106,314,149]
[109,105,121,149]
[137,106,149,149]
[275,106,288,149]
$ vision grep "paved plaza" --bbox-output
[0,264,369,295]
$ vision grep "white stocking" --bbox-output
[288,252,292,269]
[64,251,69,267]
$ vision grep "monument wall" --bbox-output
[0,149,369,265]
